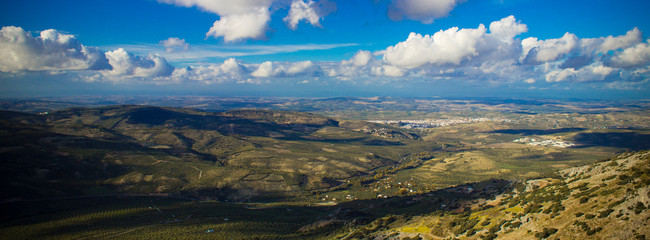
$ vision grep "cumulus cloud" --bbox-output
[158,0,273,42]
[377,16,650,84]
[160,37,189,53]
[326,50,377,79]
[159,0,336,41]
[104,48,174,78]
[598,28,643,53]
[171,58,247,84]
[388,0,465,24]
[342,50,373,66]
[545,63,616,82]
[383,27,486,68]
[382,16,528,70]
[488,15,528,43]
[0,26,110,72]
[371,65,404,77]
[3,17,649,88]
[207,8,270,42]
[522,33,579,63]
[251,60,320,77]
[284,0,336,30]
[287,61,317,75]
[607,40,650,68]
[251,61,274,77]
[383,16,527,69]
[0,26,177,81]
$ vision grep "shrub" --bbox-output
[509,221,522,228]
[524,203,543,213]
[598,208,614,218]
[454,217,479,235]
[466,228,477,236]
[402,235,422,240]
[634,202,646,214]
[482,232,498,240]
[534,228,558,239]
[586,227,603,236]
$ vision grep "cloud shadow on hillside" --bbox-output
[572,132,650,151]
[486,128,587,135]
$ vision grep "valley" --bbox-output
[0,97,648,239]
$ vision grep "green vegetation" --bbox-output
[336,150,650,239]
[0,98,649,239]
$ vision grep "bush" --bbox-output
[482,232,498,240]
[598,208,614,218]
[509,221,522,228]
[454,217,479,235]
[466,228,477,236]
[402,235,422,240]
[633,202,646,214]
[524,203,543,213]
[534,228,558,239]
[586,227,603,236]
[430,226,445,237]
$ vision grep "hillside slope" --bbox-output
[339,150,650,240]
[0,106,424,201]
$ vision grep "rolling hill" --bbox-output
[0,105,427,202]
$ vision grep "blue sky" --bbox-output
[1,0,649,99]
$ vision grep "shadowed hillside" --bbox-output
[0,106,425,202]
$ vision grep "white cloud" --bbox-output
[388,0,465,24]
[545,68,577,82]
[0,26,177,82]
[381,16,528,70]
[207,8,270,42]
[158,0,273,42]
[326,50,376,79]
[607,40,650,68]
[160,37,189,53]
[3,17,649,89]
[522,33,578,63]
[371,65,405,77]
[383,24,486,68]
[170,58,247,84]
[251,60,319,77]
[104,48,174,78]
[577,28,642,58]
[284,0,335,30]
[159,0,336,41]
[0,26,110,72]
[598,27,642,53]
[105,42,357,64]
[342,50,373,66]
[287,60,316,75]
[251,61,274,77]
[488,15,527,43]
[545,63,616,82]
[157,0,272,14]
[285,0,320,30]
[379,16,647,84]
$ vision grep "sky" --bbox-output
[1,0,649,99]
